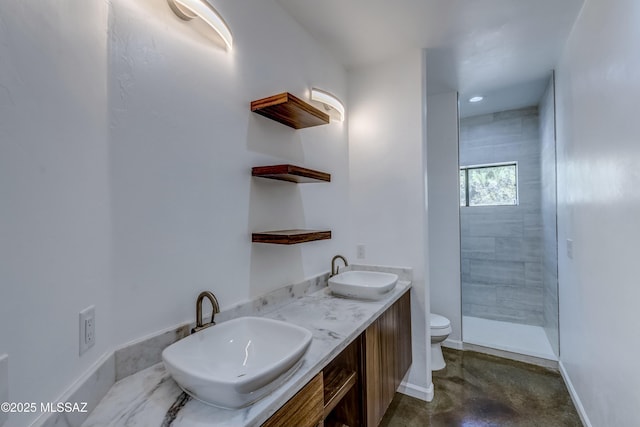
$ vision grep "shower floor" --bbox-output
[463,316,557,361]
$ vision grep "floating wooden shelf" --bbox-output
[252,229,331,245]
[251,92,330,129]
[323,367,357,419]
[252,165,331,183]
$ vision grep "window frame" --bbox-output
[459,161,519,207]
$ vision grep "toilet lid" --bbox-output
[430,313,450,330]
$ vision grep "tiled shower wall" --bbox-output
[539,77,560,356]
[460,107,544,326]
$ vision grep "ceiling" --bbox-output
[276,0,584,114]
[458,77,550,118]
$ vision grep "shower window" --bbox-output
[460,162,518,207]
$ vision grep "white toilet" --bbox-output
[430,313,452,371]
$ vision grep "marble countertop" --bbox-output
[82,281,411,427]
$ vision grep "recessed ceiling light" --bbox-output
[469,96,484,103]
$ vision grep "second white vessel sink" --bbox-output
[162,316,312,409]
[328,270,398,300]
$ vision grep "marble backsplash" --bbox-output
[36,272,329,427]
[82,281,412,427]
[39,354,115,427]
[38,265,411,427]
[114,272,329,381]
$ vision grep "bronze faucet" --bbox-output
[331,255,348,277]
[192,291,220,334]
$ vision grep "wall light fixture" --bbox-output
[168,0,233,50]
[311,88,345,122]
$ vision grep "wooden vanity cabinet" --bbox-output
[262,372,324,427]
[362,291,412,427]
[262,290,412,427]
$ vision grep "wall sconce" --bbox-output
[311,88,345,122]
[168,0,233,50]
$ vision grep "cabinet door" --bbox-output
[262,373,324,427]
[363,291,412,427]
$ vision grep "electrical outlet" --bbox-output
[79,306,95,356]
[0,354,8,427]
[85,316,94,345]
[357,244,366,260]
[566,239,574,260]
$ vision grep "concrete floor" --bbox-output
[380,348,583,427]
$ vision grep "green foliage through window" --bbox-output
[460,163,518,207]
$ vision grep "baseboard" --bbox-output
[442,338,463,350]
[559,361,592,427]
[397,381,434,402]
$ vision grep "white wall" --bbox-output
[426,92,462,344]
[1,1,349,425]
[555,0,640,425]
[108,0,349,346]
[348,50,430,391]
[0,2,112,427]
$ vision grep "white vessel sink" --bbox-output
[328,270,398,300]
[162,316,312,409]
